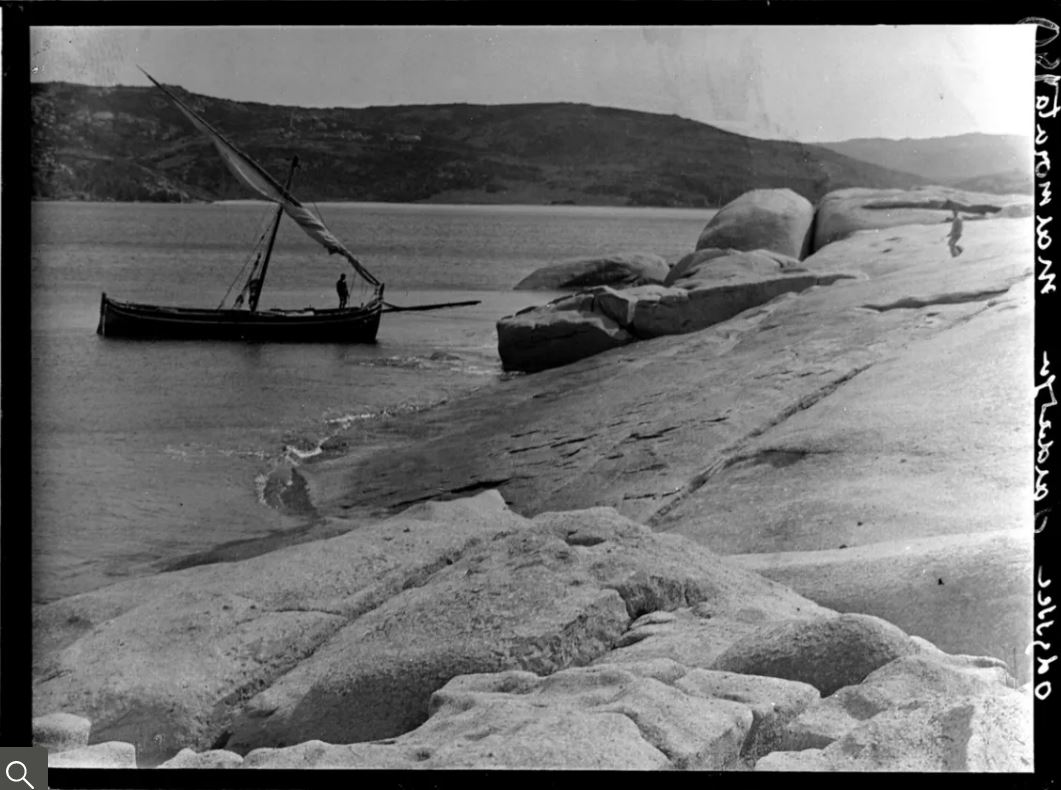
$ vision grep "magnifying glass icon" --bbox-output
[5,761,34,789]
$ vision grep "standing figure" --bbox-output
[947,208,964,258]
[336,272,349,309]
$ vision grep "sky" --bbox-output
[29,25,1035,143]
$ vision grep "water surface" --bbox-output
[31,200,713,602]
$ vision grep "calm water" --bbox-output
[31,200,713,603]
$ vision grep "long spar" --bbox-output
[249,156,300,312]
[139,67,380,288]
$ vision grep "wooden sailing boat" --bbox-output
[99,70,471,342]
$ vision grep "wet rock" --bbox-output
[695,189,815,259]
[711,613,919,696]
[32,712,91,753]
[515,252,669,291]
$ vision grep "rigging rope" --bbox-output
[217,210,275,309]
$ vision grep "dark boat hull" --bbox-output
[97,293,382,343]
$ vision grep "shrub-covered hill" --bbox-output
[32,81,931,206]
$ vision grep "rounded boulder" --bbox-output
[664,248,805,287]
[695,189,814,259]
[710,613,919,696]
[515,253,670,291]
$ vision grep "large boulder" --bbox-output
[428,665,755,769]
[497,269,850,373]
[32,712,91,753]
[496,289,635,372]
[778,654,1014,751]
[225,506,830,752]
[756,691,1032,772]
[812,186,1033,252]
[672,668,820,758]
[711,613,920,695]
[33,492,529,765]
[225,530,630,751]
[695,189,815,259]
[159,748,244,769]
[730,530,1032,683]
[664,248,806,287]
[515,252,670,291]
[48,741,137,768]
[620,275,831,339]
[600,605,831,672]
[237,662,795,769]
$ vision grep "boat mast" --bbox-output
[248,155,300,313]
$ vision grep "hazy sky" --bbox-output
[30,25,1034,143]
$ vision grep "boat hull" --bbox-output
[97,293,382,343]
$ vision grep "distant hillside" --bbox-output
[948,168,1033,196]
[813,133,1032,194]
[32,81,931,207]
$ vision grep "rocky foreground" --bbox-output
[34,186,1035,770]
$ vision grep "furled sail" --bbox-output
[140,68,379,287]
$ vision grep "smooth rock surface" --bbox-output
[730,530,1032,681]
[33,213,1033,771]
[308,218,1031,545]
[497,266,848,371]
[33,492,528,765]
[159,748,244,768]
[695,189,815,259]
[711,614,920,696]
[497,290,635,372]
[48,741,137,768]
[664,247,805,286]
[673,668,820,758]
[32,712,91,753]
[515,252,670,290]
[812,186,1032,251]
[600,604,828,671]
[434,664,755,769]
[778,654,1010,751]
[619,275,825,338]
[660,224,1033,556]
[243,664,755,770]
[226,507,829,752]
[756,691,1032,771]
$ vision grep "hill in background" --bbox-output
[813,133,1032,196]
[33,81,936,207]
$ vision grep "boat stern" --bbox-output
[97,293,108,336]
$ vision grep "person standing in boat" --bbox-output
[336,273,349,309]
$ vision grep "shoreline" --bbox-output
[39,212,1035,603]
[32,191,1036,769]
[30,196,720,219]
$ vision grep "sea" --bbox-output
[30,200,714,604]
